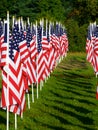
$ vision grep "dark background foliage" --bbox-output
[0,0,98,52]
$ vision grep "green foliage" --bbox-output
[35,0,65,22]
[66,19,79,51]
[70,0,98,25]
[78,24,88,52]
[0,0,98,51]
[65,19,88,52]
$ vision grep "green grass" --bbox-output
[0,52,98,130]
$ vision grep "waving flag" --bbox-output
[0,21,7,67]
[19,24,36,85]
[42,36,50,51]
[86,26,92,63]
[0,20,4,67]
[30,35,37,62]
[9,50,26,115]
[36,26,46,82]
[92,28,98,74]
[1,22,26,115]
[26,25,36,83]
[1,22,20,110]
[28,25,37,61]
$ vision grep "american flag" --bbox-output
[48,24,56,71]
[42,35,50,51]
[86,24,98,100]
[62,32,69,56]
[30,35,37,62]
[19,24,36,85]
[43,51,50,79]
[1,22,26,115]
[49,31,60,68]
[9,50,26,115]
[19,26,30,63]
[1,23,18,109]
[92,28,98,74]
[37,26,42,53]
[9,23,26,115]
[86,26,92,62]
[0,20,3,36]
[26,25,37,83]
[0,20,4,61]
[37,25,45,82]
[88,36,95,68]
[0,21,7,67]
[26,24,31,48]
[41,28,50,79]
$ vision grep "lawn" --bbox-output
[0,52,98,130]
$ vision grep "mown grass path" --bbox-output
[0,52,98,130]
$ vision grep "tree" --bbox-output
[37,0,65,22]
[68,0,98,25]
[0,0,96,52]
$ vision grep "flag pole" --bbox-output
[31,22,35,103]
[48,21,51,78]
[40,18,44,91]
[27,93,30,109]
[28,17,35,104]
[21,112,23,119]
[46,19,48,38]
[32,83,34,102]
[27,17,31,109]
[15,113,17,130]
[36,21,39,99]
[6,11,9,130]
[12,15,15,28]
[13,16,18,130]
[45,18,48,82]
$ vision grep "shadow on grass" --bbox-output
[48,88,95,105]
[44,97,93,114]
[52,70,95,98]
[44,101,93,125]
[0,113,6,124]
[24,127,32,130]
[53,73,94,90]
[38,55,97,129]
[31,54,97,130]
[34,119,67,130]
[32,104,95,130]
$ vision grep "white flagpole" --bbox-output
[27,17,29,25]
[27,17,35,103]
[49,21,51,37]
[12,16,18,130]
[46,19,48,38]
[20,18,24,120]
[41,18,44,37]
[27,93,30,109]
[27,17,31,108]
[6,11,9,130]
[32,83,34,102]
[40,18,44,90]
[45,18,48,83]
[21,112,23,119]
[36,21,39,99]
[48,21,51,78]
[31,22,35,102]
[40,80,42,91]
[96,73,97,78]
[12,16,15,28]
[15,114,17,130]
